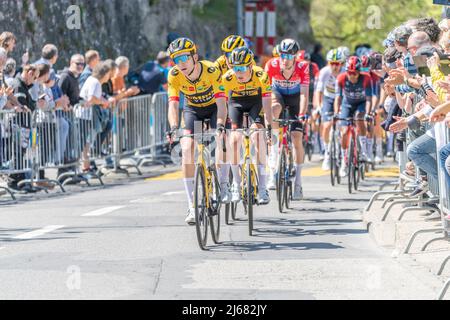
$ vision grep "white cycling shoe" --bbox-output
[258,188,271,205]
[267,174,277,190]
[185,208,196,225]
[231,183,241,202]
[220,183,232,204]
[292,185,304,201]
[322,156,331,171]
[339,164,348,178]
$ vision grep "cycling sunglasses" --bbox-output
[173,54,190,65]
[280,53,295,60]
[347,71,359,76]
[233,65,249,73]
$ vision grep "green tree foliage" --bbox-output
[311,0,442,53]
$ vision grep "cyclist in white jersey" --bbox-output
[315,49,345,171]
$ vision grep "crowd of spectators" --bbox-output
[0,31,170,192]
[382,17,450,217]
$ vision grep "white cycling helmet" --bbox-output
[337,46,350,60]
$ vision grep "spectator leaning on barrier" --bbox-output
[59,54,85,106]
[79,61,111,173]
[79,50,101,89]
[156,51,170,86]
[6,65,38,190]
[111,56,140,99]
[128,55,168,95]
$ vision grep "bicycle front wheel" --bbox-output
[277,150,286,213]
[194,165,208,250]
[246,161,254,236]
[348,138,354,194]
[330,134,336,187]
[209,167,221,244]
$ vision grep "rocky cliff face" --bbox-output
[0,0,313,69]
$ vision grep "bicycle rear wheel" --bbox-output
[335,136,342,185]
[277,150,286,213]
[353,139,359,191]
[194,165,208,250]
[246,161,254,236]
[225,170,232,225]
[209,167,221,244]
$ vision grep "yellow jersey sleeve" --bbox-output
[204,61,226,100]
[254,67,272,98]
[168,67,181,102]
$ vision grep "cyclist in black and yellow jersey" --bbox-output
[223,46,274,205]
[215,35,256,76]
[167,37,228,225]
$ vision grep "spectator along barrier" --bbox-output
[0,93,170,200]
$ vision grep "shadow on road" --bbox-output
[208,241,344,252]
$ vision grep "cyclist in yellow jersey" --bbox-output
[223,46,273,205]
[215,35,256,76]
[167,37,228,225]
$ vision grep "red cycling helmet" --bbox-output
[361,55,370,69]
[346,56,361,72]
[297,50,305,61]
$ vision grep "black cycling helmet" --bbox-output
[168,37,197,59]
[221,35,246,54]
[229,46,254,66]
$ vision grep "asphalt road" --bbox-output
[0,158,441,299]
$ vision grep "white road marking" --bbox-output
[82,206,125,217]
[13,225,65,240]
[161,191,184,196]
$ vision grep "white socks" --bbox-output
[269,139,279,171]
[218,164,230,185]
[376,138,383,158]
[183,178,194,208]
[295,164,303,187]
[359,136,368,155]
[367,138,374,158]
[258,164,266,190]
[324,143,329,157]
[231,165,241,186]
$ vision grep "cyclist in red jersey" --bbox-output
[335,56,373,177]
[265,39,309,200]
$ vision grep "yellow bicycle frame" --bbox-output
[196,142,212,209]
[241,131,258,200]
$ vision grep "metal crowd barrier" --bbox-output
[0,93,171,200]
[0,110,33,199]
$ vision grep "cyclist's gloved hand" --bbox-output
[364,114,373,122]
[168,125,178,141]
[298,114,307,121]
[216,124,225,136]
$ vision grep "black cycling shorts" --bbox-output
[183,104,217,133]
[229,95,263,129]
[273,90,303,132]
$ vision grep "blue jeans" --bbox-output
[407,134,438,181]
[439,142,450,188]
